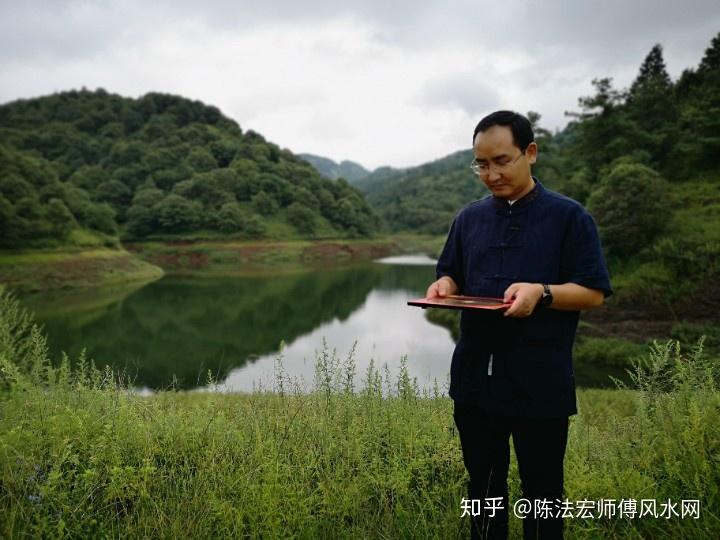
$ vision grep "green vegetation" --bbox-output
[298,153,370,184]
[126,235,443,275]
[0,248,163,293]
[355,34,720,320]
[1,288,718,538]
[0,91,379,248]
[361,149,480,234]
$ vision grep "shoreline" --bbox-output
[0,235,444,292]
[0,248,164,294]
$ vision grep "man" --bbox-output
[425,111,612,539]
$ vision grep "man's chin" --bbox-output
[490,185,510,196]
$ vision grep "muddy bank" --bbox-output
[124,238,407,275]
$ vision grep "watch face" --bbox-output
[541,285,552,306]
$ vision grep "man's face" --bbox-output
[472,125,537,200]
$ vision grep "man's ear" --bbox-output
[525,142,538,165]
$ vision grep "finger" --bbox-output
[437,281,448,297]
[503,284,519,303]
[425,282,435,298]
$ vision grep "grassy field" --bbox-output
[1,288,718,539]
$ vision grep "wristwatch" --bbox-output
[540,283,553,307]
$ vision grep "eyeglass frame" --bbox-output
[470,150,526,176]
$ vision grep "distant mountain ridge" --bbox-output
[298,153,370,184]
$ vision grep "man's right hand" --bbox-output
[425,276,459,298]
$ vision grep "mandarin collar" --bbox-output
[490,177,544,212]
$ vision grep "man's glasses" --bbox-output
[470,152,525,176]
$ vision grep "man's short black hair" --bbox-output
[472,110,534,151]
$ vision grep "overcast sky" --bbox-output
[1,1,718,169]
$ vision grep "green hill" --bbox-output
[360,149,484,234]
[0,90,380,249]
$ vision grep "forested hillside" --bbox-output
[361,149,479,234]
[0,91,379,248]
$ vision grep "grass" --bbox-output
[0,248,164,293]
[0,233,443,294]
[0,287,718,538]
[124,235,444,277]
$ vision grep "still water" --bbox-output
[20,255,623,393]
[21,256,454,393]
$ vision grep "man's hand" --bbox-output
[503,282,543,318]
[425,276,459,298]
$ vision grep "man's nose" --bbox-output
[488,169,502,182]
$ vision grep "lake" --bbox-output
[19,254,624,393]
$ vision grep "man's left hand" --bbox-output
[503,282,544,318]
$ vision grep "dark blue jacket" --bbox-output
[436,180,612,418]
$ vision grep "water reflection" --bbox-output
[220,288,454,393]
[24,258,451,390]
[20,254,626,392]
[375,254,437,266]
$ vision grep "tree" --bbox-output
[213,202,246,233]
[185,147,218,173]
[286,202,316,235]
[697,31,720,75]
[0,194,16,246]
[68,165,106,190]
[0,174,36,203]
[527,111,550,137]
[82,202,117,235]
[155,194,202,232]
[125,204,156,237]
[293,186,320,211]
[627,44,678,147]
[45,197,76,238]
[568,78,624,120]
[566,78,638,171]
[667,32,720,176]
[95,179,133,213]
[586,160,671,257]
[630,44,671,96]
[252,191,279,215]
[132,187,164,208]
[244,215,266,238]
[209,139,238,167]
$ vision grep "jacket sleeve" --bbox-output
[436,214,465,293]
[559,209,613,297]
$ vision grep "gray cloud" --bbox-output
[419,72,499,117]
[0,0,717,166]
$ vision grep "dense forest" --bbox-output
[0,92,379,248]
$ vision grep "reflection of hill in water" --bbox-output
[373,262,435,293]
[35,265,405,389]
[20,280,150,328]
